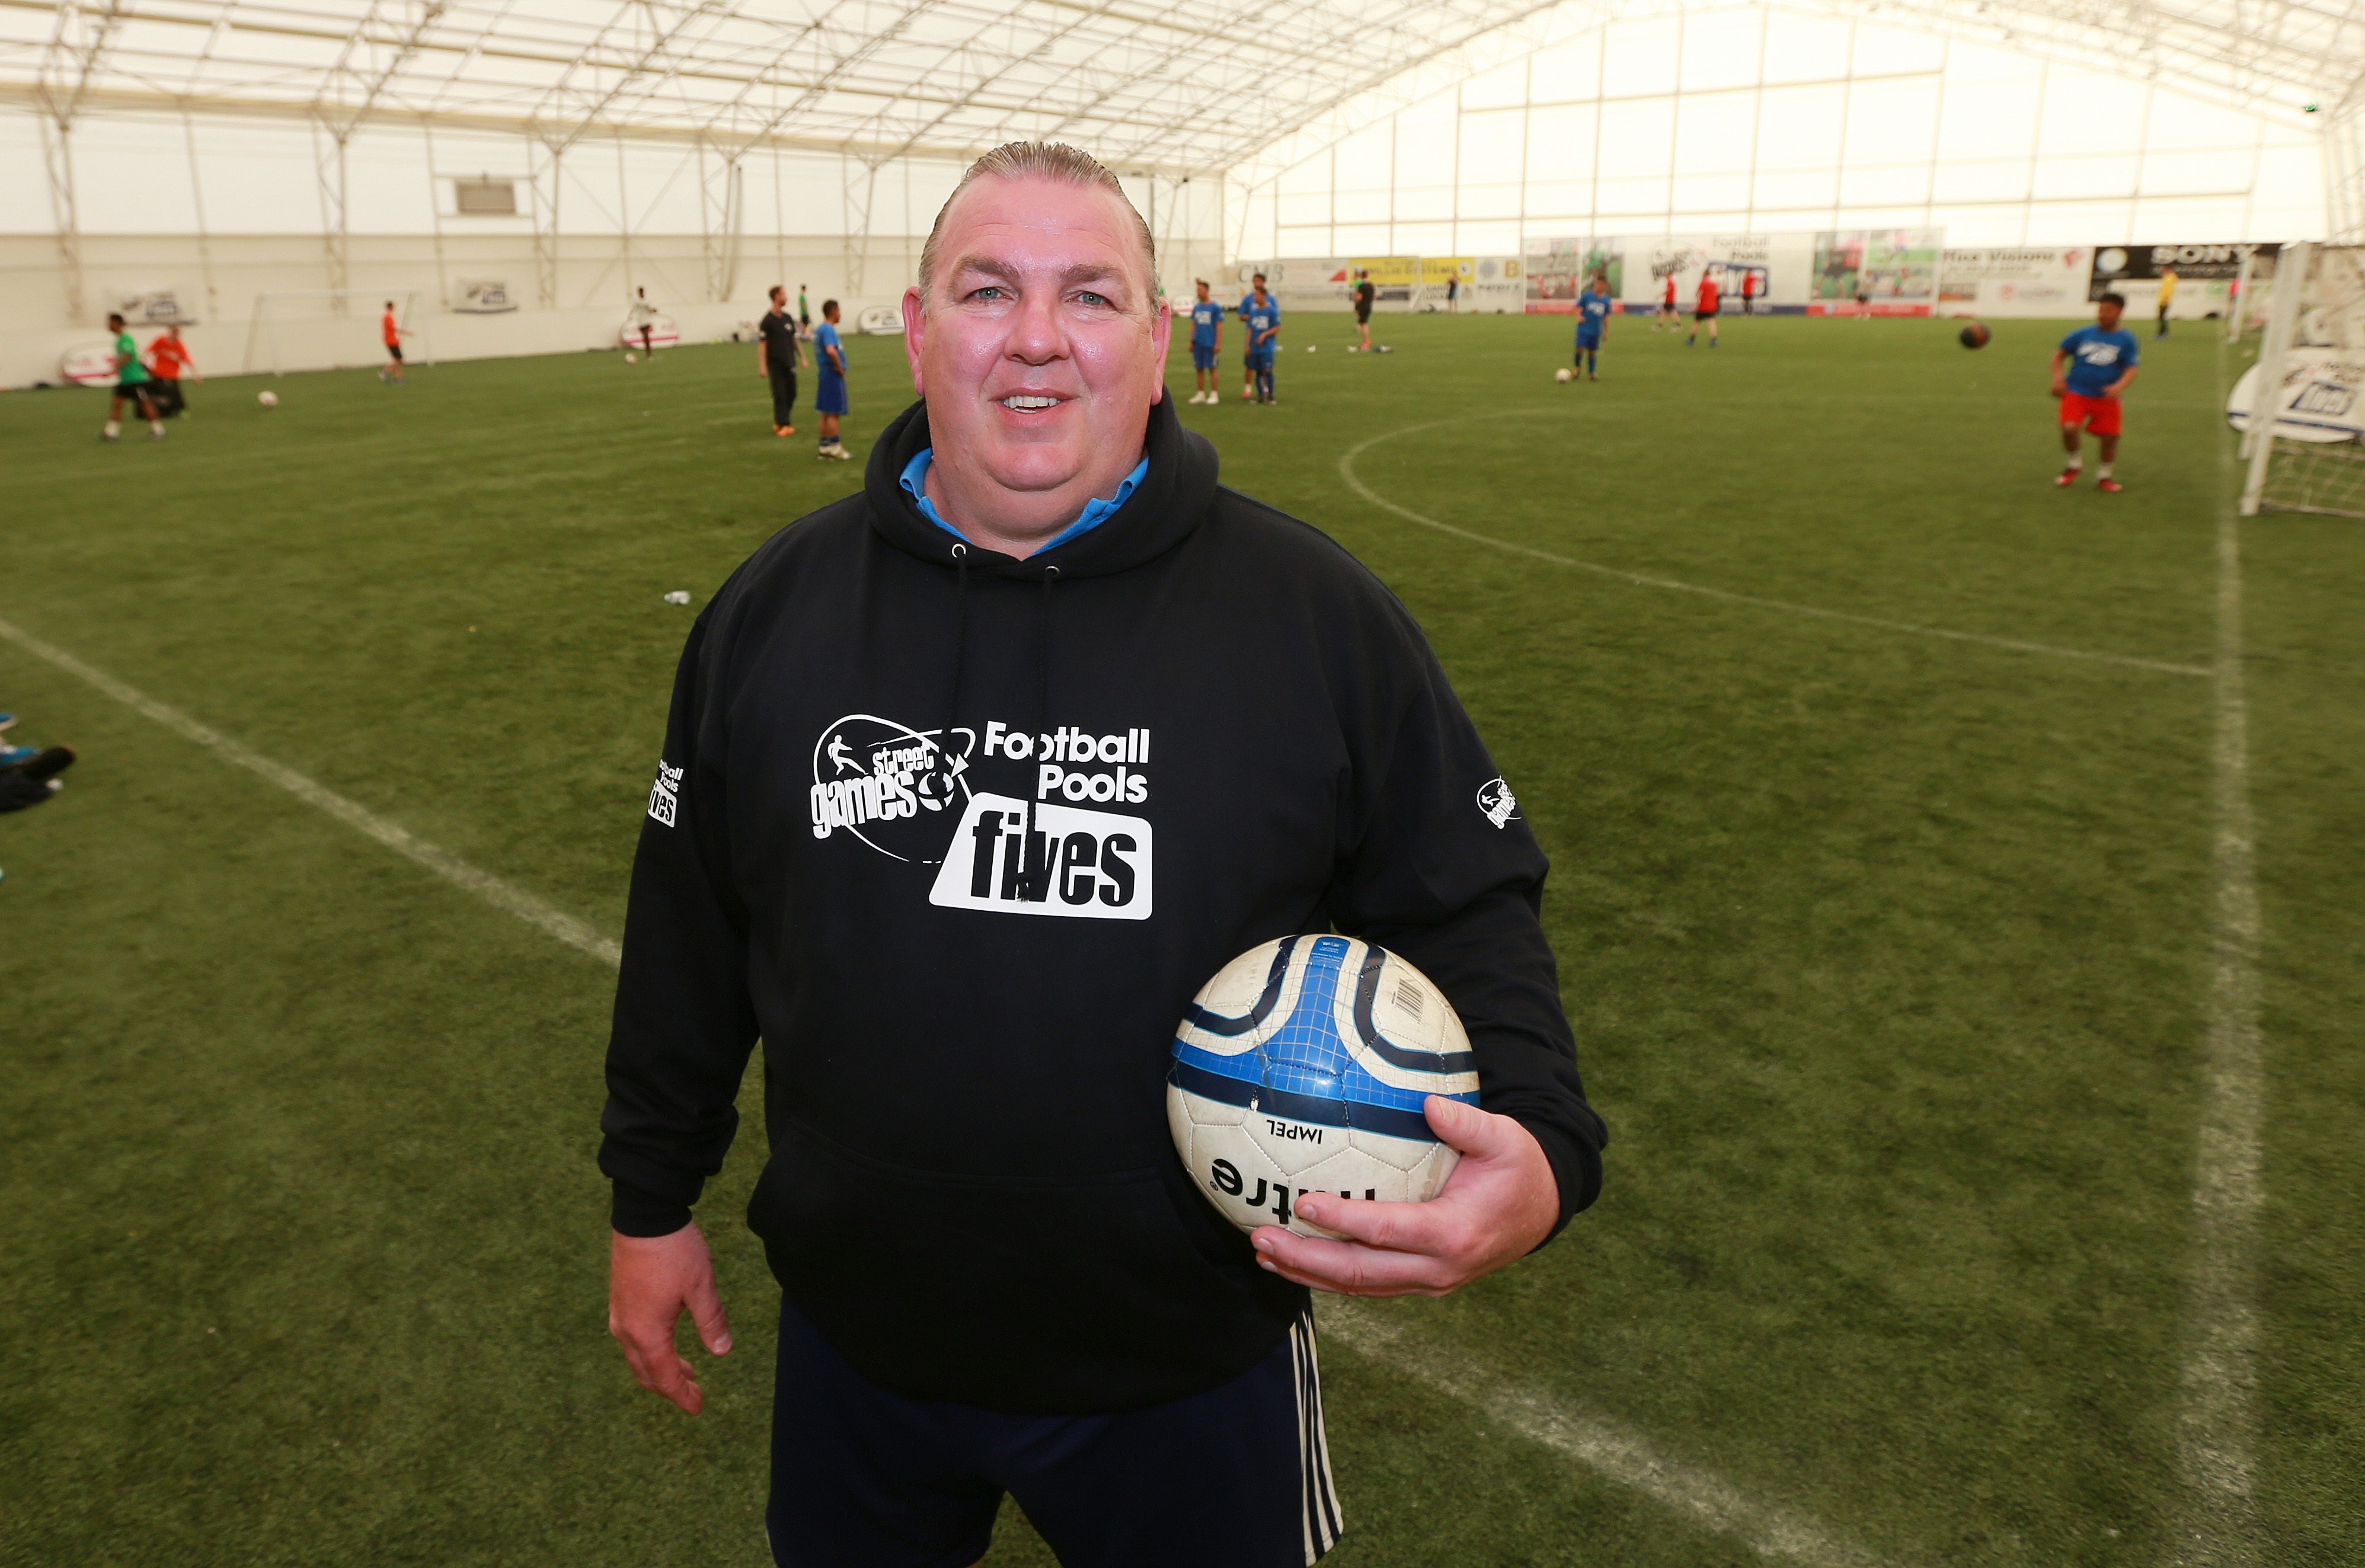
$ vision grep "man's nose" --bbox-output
[1008,290,1065,362]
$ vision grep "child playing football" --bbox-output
[1574,275,1610,379]
[1187,280,1224,403]
[2051,292,2141,492]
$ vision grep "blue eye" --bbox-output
[973,286,1005,301]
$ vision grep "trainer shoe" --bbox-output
[2097,478,2124,492]
[2055,469,2080,487]
[0,745,33,768]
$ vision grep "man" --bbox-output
[1445,273,1459,312]
[813,299,851,459]
[1185,279,1223,404]
[759,285,807,437]
[1739,270,1759,316]
[1351,268,1376,351]
[632,286,660,357]
[101,312,162,441]
[798,284,811,331]
[1239,273,1280,404]
[145,323,197,418]
[1574,273,1611,380]
[2051,292,2140,492]
[379,302,411,383]
[600,139,1602,1568]
[1688,268,1720,347]
[1656,271,1677,330]
[2155,263,2178,338]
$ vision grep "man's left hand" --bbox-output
[1250,1096,1559,1298]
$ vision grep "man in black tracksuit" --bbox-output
[759,284,805,437]
[600,142,1604,1568]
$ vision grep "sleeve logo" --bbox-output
[1476,776,1520,830]
[647,760,684,827]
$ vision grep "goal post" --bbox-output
[241,290,434,377]
[2232,242,2365,517]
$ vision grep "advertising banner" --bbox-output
[1525,238,1623,313]
[2225,348,2365,443]
[1469,257,1524,313]
[1234,258,1352,312]
[2089,242,2280,318]
[1629,235,1790,314]
[1810,229,1942,315]
[1935,248,2091,318]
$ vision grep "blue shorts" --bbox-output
[767,1298,1340,1567]
[1191,343,1217,370]
[1577,331,1601,350]
[1248,351,1274,372]
[816,374,848,416]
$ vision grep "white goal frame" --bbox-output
[242,289,434,376]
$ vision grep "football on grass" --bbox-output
[257,390,279,407]
[1168,934,1478,1237]
[1556,367,1574,382]
[1959,321,1992,349]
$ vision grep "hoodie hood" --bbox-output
[864,391,1219,580]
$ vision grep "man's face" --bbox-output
[903,176,1169,501]
[2098,301,2124,331]
[1196,283,1210,302]
[826,306,840,324]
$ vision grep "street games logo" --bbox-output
[647,760,683,826]
[809,714,976,863]
[811,712,1155,917]
[1476,776,1520,830]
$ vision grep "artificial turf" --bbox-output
[2,312,2358,1566]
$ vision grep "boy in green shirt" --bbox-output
[103,313,164,441]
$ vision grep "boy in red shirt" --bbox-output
[1656,273,1677,331]
[146,325,197,417]
[379,302,413,383]
[1688,270,1720,347]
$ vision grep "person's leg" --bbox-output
[138,386,163,435]
[2095,402,2124,487]
[768,1300,1002,1568]
[1709,316,1720,344]
[2057,412,2086,484]
[784,369,798,434]
[1002,1311,1340,1568]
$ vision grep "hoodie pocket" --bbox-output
[747,1116,1293,1412]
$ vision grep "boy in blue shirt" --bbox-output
[1187,280,1225,404]
[1574,275,1612,380]
[2050,292,2141,492]
[814,299,851,460]
[1239,274,1280,404]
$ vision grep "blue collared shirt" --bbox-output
[899,447,1150,554]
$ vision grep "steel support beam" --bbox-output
[701,139,746,303]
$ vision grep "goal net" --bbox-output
[2236,242,2365,519]
[241,290,433,377]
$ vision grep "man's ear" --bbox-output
[901,287,928,395]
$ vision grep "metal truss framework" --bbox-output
[7,0,2365,268]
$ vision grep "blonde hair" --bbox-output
[918,141,1156,303]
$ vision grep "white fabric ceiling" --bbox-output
[3,0,2361,179]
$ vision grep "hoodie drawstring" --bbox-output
[1020,564,1061,901]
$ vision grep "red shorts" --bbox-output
[2060,391,2122,436]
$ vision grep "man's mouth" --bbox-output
[999,394,1063,411]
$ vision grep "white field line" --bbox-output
[2175,359,2265,1566]
[0,616,1888,1563]
[1321,1301,1893,1567]
[0,613,621,969]
[1337,423,2210,679]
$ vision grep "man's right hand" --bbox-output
[609,1223,733,1415]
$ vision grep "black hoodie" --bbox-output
[599,393,1605,1415]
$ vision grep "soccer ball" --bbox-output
[1958,322,1992,350]
[624,352,638,363]
[1555,367,1574,382]
[1307,344,1317,353]
[1168,933,1478,1238]
[257,391,279,407]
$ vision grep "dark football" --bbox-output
[1959,321,1992,349]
